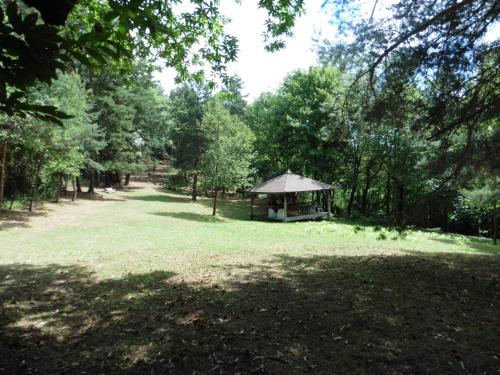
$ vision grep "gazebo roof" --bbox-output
[248,170,332,193]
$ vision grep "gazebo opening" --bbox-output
[247,170,333,222]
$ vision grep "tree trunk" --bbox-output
[76,177,82,193]
[105,172,111,187]
[250,194,254,220]
[385,173,391,216]
[212,187,218,216]
[191,172,198,201]
[71,177,77,202]
[361,184,370,216]
[327,190,332,219]
[493,200,497,245]
[124,173,131,186]
[0,142,7,210]
[361,161,380,216]
[8,178,15,210]
[396,183,405,228]
[55,174,62,203]
[88,171,95,194]
[63,177,68,196]
[347,154,361,217]
[29,154,44,211]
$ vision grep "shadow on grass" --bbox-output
[429,235,497,254]
[129,193,193,204]
[131,191,251,221]
[1,253,499,374]
[0,210,48,230]
[151,211,222,223]
[199,198,250,221]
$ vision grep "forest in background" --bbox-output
[0,0,498,242]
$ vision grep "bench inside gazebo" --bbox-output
[247,170,333,222]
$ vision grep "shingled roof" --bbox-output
[248,170,332,193]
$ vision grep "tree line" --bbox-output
[0,0,498,242]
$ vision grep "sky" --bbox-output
[153,0,338,101]
[153,0,500,101]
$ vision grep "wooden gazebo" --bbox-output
[247,170,333,222]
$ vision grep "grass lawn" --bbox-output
[1,181,499,374]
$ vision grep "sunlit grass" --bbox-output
[1,184,499,374]
[1,186,497,280]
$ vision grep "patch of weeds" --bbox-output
[376,233,387,240]
[353,225,365,233]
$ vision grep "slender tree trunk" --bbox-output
[250,194,254,220]
[347,154,361,217]
[396,183,405,228]
[105,172,111,187]
[212,187,218,216]
[76,177,82,193]
[191,172,198,201]
[327,190,332,219]
[88,171,95,194]
[55,174,62,203]
[8,178,15,210]
[361,184,370,216]
[124,173,131,186]
[63,177,68,196]
[71,177,77,202]
[0,142,7,209]
[493,200,497,245]
[347,181,356,216]
[385,173,391,215]
[29,154,44,211]
[361,161,373,216]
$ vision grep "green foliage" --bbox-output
[0,0,122,119]
[247,66,345,181]
[168,83,210,178]
[323,0,499,184]
[199,100,255,195]
[1,0,304,120]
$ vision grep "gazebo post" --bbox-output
[283,193,287,222]
[326,189,332,220]
[250,193,254,220]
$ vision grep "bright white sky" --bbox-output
[153,0,500,101]
[153,0,338,101]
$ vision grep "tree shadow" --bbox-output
[131,190,251,221]
[128,193,193,204]
[0,210,48,230]
[199,198,250,221]
[429,235,497,253]
[151,211,223,223]
[1,253,499,374]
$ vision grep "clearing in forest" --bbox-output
[0,181,499,374]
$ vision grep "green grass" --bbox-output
[0,184,499,374]
[1,186,497,279]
